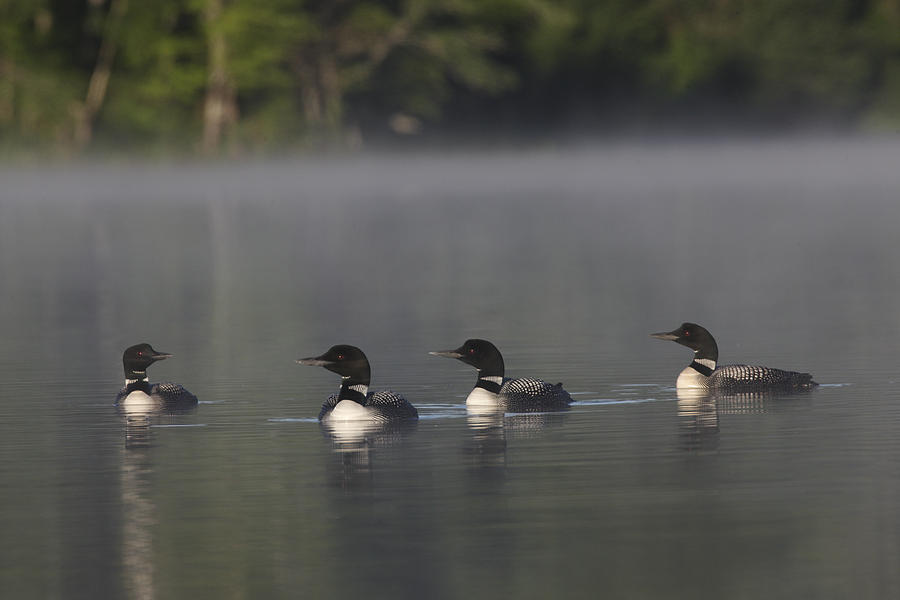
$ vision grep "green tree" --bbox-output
[4,0,900,157]
[0,0,84,155]
[101,0,207,151]
[291,0,519,145]
[74,0,129,150]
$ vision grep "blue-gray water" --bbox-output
[2,140,900,599]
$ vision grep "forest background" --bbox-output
[2,0,899,158]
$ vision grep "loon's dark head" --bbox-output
[122,343,173,380]
[650,322,719,361]
[429,338,505,377]
[297,344,371,386]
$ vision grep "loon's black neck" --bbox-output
[472,348,505,393]
[475,375,503,394]
[689,357,717,377]
[475,351,504,378]
[474,351,504,394]
[337,378,369,405]
[689,336,718,376]
[125,366,149,380]
[693,337,718,362]
[124,374,151,394]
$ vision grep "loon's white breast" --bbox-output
[676,366,709,389]
[324,399,375,421]
[466,387,500,406]
[120,389,158,417]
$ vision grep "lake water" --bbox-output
[2,140,900,599]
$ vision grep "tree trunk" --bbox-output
[296,58,322,125]
[318,52,341,131]
[74,0,128,151]
[0,58,14,127]
[295,47,342,143]
[201,0,238,155]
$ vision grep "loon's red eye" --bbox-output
[468,348,475,354]
[137,351,143,356]
[684,331,690,336]
[337,354,344,360]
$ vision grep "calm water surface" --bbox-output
[2,140,900,599]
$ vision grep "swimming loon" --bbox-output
[430,339,572,412]
[651,322,817,391]
[297,345,418,422]
[115,343,198,407]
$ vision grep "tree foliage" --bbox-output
[0,0,898,156]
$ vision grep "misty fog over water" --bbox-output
[1,138,899,599]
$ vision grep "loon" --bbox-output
[651,322,817,391]
[430,339,572,412]
[115,343,198,407]
[297,345,418,422]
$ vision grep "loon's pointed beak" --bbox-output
[152,351,173,361]
[429,350,464,359]
[650,331,679,341]
[296,356,333,367]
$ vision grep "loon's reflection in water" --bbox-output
[322,419,418,491]
[464,406,508,473]
[120,441,156,600]
[676,389,720,452]
[116,400,198,600]
[464,405,568,474]
[677,387,815,451]
[116,403,186,600]
[117,402,198,449]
